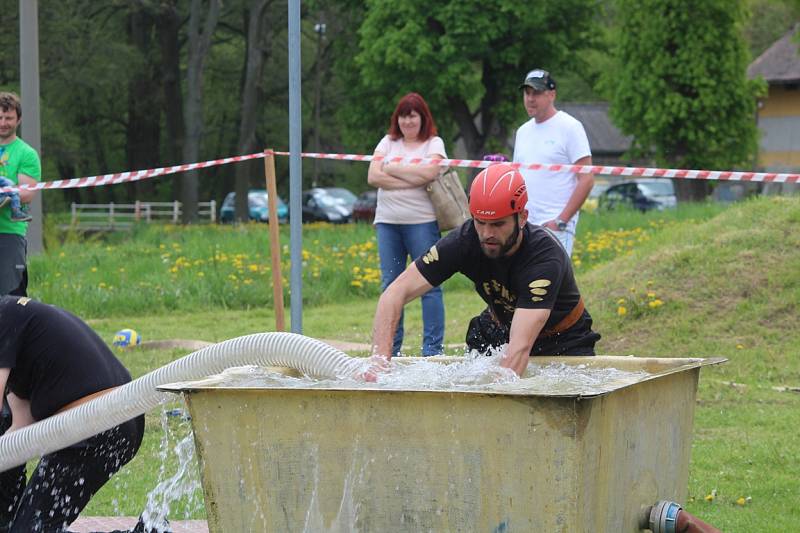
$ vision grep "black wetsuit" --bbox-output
[0,296,144,533]
[415,220,600,355]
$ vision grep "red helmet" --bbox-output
[469,163,528,220]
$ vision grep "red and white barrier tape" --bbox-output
[0,152,266,194]
[272,151,800,184]
[1,149,798,193]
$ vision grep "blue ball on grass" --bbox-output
[112,328,141,348]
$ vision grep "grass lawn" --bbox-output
[25,197,800,530]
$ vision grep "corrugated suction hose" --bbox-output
[0,332,364,473]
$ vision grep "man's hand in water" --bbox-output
[499,349,529,377]
[501,308,550,376]
[361,354,392,382]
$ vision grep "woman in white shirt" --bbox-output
[367,93,447,356]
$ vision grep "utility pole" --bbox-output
[288,0,303,333]
[312,22,326,187]
[19,0,43,254]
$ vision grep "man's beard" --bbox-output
[480,222,520,259]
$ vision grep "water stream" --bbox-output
[139,405,203,532]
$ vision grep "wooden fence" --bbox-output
[67,200,216,231]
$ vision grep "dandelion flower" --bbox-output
[617,306,627,316]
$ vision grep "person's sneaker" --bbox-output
[9,211,31,222]
[0,196,10,209]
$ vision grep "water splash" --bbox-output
[189,349,650,397]
[139,404,204,532]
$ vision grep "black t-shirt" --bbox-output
[0,296,133,420]
[415,221,599,354]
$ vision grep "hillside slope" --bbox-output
[580,196,800,529]
[583,195,799,369]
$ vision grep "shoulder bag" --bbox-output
[426,167,470,231]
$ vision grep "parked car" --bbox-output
[598,179,677,212]
[219,189,289,223]
[301,187,357,223]
[352,190,377,223]
[582,179,614,213]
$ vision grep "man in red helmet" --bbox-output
[371,163,599,376]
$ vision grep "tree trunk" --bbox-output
[235,0,271,223]
[447,89,508,188]
[157,0,186,202]
[447,96,484,161]
[182,0,221,224]
[79,88,110,203]
[446,65,504,165]
[669,147,711,202]
[126,4,162,202]
[673,179,711,202]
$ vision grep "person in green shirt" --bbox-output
[0,92,41,296]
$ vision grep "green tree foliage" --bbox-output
[2,0,786,213]
[346,0,597,159]
[607,0,765,200]
[0,0,300,208]
[744,0,800,58]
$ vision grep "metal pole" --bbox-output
[312,22,325,187]
[19,0,43,255]
[288,0,303,333]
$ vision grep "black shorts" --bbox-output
[0,234,27,296]
[465,307,599,356]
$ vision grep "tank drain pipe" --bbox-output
[640,500,722,533]
[640,500,682,532]
[0,332,365,473]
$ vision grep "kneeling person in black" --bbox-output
[0,296,145,533]
[371,163,599,375]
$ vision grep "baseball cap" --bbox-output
[519,69,556,91]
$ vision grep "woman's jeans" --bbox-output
[376,221,444,356]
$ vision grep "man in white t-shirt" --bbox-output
[513,69,594,256]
